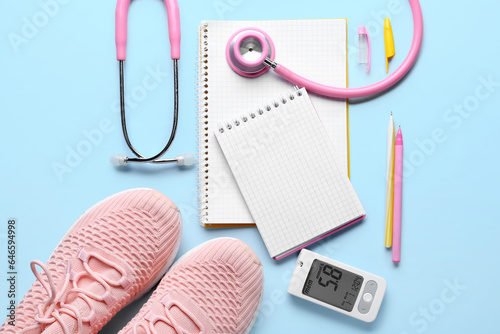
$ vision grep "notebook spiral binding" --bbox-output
[196,23,210,227]
[218,86,302,134]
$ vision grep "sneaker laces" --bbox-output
[132,295,205,334]
[21,249,131,334]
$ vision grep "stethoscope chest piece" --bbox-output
[226,27,276,78]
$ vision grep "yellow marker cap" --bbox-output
[384,18,395,73]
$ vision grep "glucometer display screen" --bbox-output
[302,260,364,312]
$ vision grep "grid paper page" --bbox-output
[215,89,365,258]
[199,20,348,226]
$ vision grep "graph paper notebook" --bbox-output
[215,88,365,259]
[197,19,349,228]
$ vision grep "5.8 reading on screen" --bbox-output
[302,260,363,312]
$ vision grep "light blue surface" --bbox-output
[1,0,499,333]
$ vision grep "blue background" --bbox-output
[1,0,499,333]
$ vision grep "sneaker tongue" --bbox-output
[169,306,201,333]
[41,253,127,333]
[149,300,202,334]
[41,314,78,334]
[39,288,99,334]
[42,279,113,333]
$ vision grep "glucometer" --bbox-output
[288,249,387,323]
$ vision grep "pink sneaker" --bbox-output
[1,188,182,334]
[118,238,264,334]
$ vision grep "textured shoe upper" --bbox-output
[1,189,181,334]
[119,238,264,334]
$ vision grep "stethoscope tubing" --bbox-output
[227,0,423,100]
[271,0,423,99]
[119,60,180,164]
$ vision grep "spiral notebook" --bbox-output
[198,19,349,228]
[215,88,365,259]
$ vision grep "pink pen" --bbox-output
[392,127,404,263]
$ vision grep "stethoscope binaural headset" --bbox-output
[110,0,195,168]
[111,0,423,167]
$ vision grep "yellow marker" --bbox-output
[384,113,395,248]
[384,18,395,73]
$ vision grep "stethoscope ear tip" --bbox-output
[176,153,196,167]
[110,154,128,167]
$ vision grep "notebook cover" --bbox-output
[215,88,365,259]
[197,19,350,228]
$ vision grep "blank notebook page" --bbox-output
[215,89,365,259]
[198,20,348,226]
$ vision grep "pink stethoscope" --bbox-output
[226,0,423,99]
[110,0,422,168]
